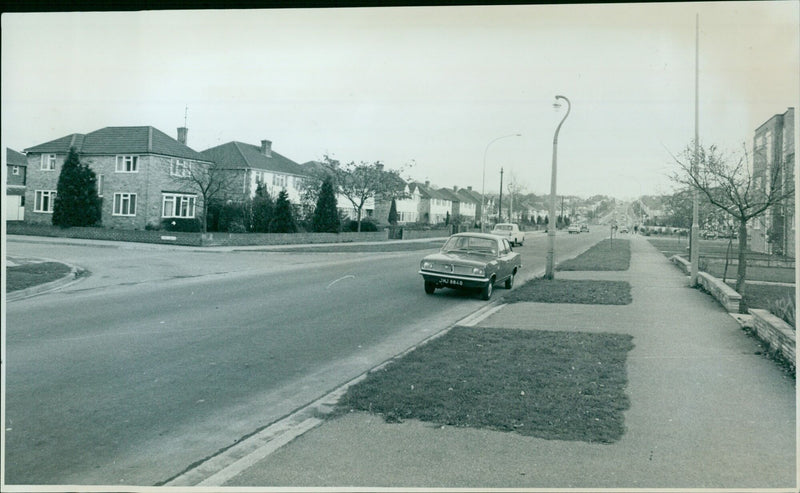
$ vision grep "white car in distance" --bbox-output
[490,223,525,246]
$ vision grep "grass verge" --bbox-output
[505,278,632,305]
[557,238,630,271]
[7,262,72,292]
[336,326,634,444]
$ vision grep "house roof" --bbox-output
[437,188,462,202]
[458,187,483,204]
[7,148,26,167]
[412,182,451,201]
[23,126,209,162]
[202,141,307,176]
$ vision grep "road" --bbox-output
[4,231,604,485]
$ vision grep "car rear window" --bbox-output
[493,225,512,231]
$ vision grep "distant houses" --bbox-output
[5,148,27,221]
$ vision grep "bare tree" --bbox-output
[173,161,240,232]
[671,142,794,312]
[504,170,526,223]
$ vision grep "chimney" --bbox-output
[467,186,473,191]
[260,139,272,157]
[453,186,458,192]
[177,127,188,145]
[425,180,430,187]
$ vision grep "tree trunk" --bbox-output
[736,219,748,313]
[356,208,362,233]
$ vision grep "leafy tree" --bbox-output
[388,198,399,225]
[320,155,408,232]
[52,147,101,227]
[671,142,795,312]
[312,176,340,233]
[252,182,275,233]
[271,189,297,233]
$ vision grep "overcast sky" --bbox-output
[2,2,798,199]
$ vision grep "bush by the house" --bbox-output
[312,177,341,233]
[161,217,202,232]
[271,189,297,233]
[52,147,102,228]
[345,219,378,232]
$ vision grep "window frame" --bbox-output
[112,192,137,216]
[170,159,191,177]
[115,155,139,173]
[12,166,20,175]
[162,193,197,219]
[34,190,57,213]
[41,154,56,171]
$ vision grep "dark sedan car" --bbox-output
[419,232,522,300]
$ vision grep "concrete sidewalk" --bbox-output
[218,236,796,489]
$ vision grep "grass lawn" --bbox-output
[505,279,632,305]
[337,326,634,443]
[557,239,630,271]
[6,262,72,292]
[729,282,795,312]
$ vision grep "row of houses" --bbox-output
[4,125,511,230]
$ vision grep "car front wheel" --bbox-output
[481,280,494,300]
[424,281,436,295]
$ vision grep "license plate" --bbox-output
[442,279,463,286]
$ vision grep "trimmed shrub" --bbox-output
[161,217,202,232]
[346,219,378,232]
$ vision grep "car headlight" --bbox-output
[472,267,485,276]
[421,261,434,270]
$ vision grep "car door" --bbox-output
[497,238,513,279]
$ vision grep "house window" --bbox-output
[97,174,104,197]
[162,193,196,218]
[272,174,287,188]
[12,166,20,175]
[171,159,191,177]
[34,190,56,213]
[41,154,56,170]
[116,155,139,173]
[113,193,137,216]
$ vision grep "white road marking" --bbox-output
[327,275,355,289]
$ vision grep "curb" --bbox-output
[6,262,86,301]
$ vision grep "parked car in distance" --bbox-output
[580,224,589,232]
[568,224,580,234]
[490,222,525,246]
[419,232,522,300]
[619,227,629,234]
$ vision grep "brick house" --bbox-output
[23,126,213,229]
[413,181,452,225]
[201,140,308,206]
[748,107,795,257]
[6,148,27,221]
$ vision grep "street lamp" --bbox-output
[481,133,521,232]
[545,95,571,279]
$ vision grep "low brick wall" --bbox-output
[200,230,388,246]
[400,228,453,240]
[7,223,203,246]
[670,255,691,274]
[750,309,796,368]
[7,223,389,247]
[697,271,743,312]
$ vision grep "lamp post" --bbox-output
[481,133,521,232]
[545,95,571,279]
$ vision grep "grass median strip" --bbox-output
[336,326,634,444]
[6,262,72,292]
[504,279,632,305]
[557,238,630,271]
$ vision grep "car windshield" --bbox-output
[442,236,498,256]
[492,225,512,231]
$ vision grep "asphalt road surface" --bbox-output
[4,231,604,485]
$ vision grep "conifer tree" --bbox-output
[52,147,101,227]
[251,182,274,232]
[271,189,297,233]
[312,176,340,232]
[388,198,398,225]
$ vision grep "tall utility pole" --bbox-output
[690,14,700,286]
[498,168,504,222]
